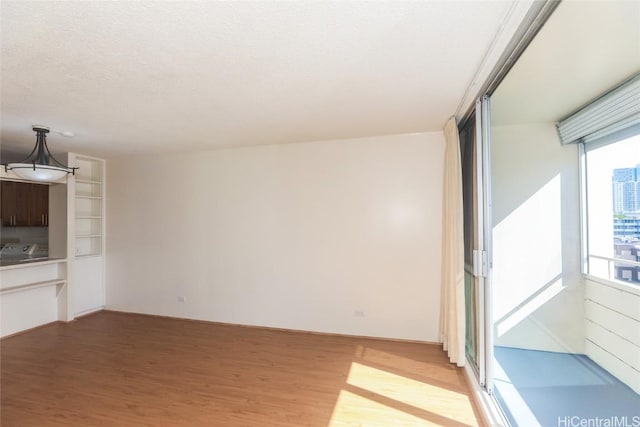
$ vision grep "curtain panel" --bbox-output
[440,117,466,366]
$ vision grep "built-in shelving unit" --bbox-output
[74,158,103,258]
[69,154,106,316]
[0,152,107,336]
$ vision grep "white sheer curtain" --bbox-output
[440,116,466,367]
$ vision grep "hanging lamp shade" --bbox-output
[4,126,78,182]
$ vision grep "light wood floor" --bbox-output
[1,311,483,426]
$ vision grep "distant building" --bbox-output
[613,241,640,284]
[613,167,637,182]
[612,166,640,284]
[613,214,640,239]
[613,165,640,213]
[613,182,626,212]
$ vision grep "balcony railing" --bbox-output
[590,254,640,284]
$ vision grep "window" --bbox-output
[583,135,640,284]
[556,72,640,285]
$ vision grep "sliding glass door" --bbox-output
[461,111,479,373]
[461,97,493,390]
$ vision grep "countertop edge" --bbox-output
[0,258,68,271]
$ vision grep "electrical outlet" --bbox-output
[178,296,186,302]
[354,310,365,317]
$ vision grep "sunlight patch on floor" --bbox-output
[492,356,539,426]
[328,389,436,427]
[328,361,478,426]
[355,346,431,372]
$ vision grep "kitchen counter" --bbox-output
[0,256,69,337]
[0,257,67,270]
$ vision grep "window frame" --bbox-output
[579,137,640,290]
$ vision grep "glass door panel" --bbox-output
[461,98,493,391]
[461,112,480,373]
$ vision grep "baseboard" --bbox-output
[0,320,62,340]
[74,307,105,320]
[75,306,105,318]
[103,308,442,346]
[1,308,106,340]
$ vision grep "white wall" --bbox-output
[106,132,445,342]
[491,123,584,353]
[584,278,640,394]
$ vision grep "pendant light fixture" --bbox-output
[4,125,78,182]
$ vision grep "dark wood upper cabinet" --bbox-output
[1,181,18,226]
[0,181,49,227]
[15,182,31,226]
[29,183,49,226]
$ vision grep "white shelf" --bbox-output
[73,156,104,259]
[0,279,65,295]
[75,254,102,259]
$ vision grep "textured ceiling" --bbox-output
[492,0,640,126]
[1,1,512,159]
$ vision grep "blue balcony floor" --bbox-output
[493,346,640,427]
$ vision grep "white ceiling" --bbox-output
[492,0,640,126]
[1,1,513,160]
